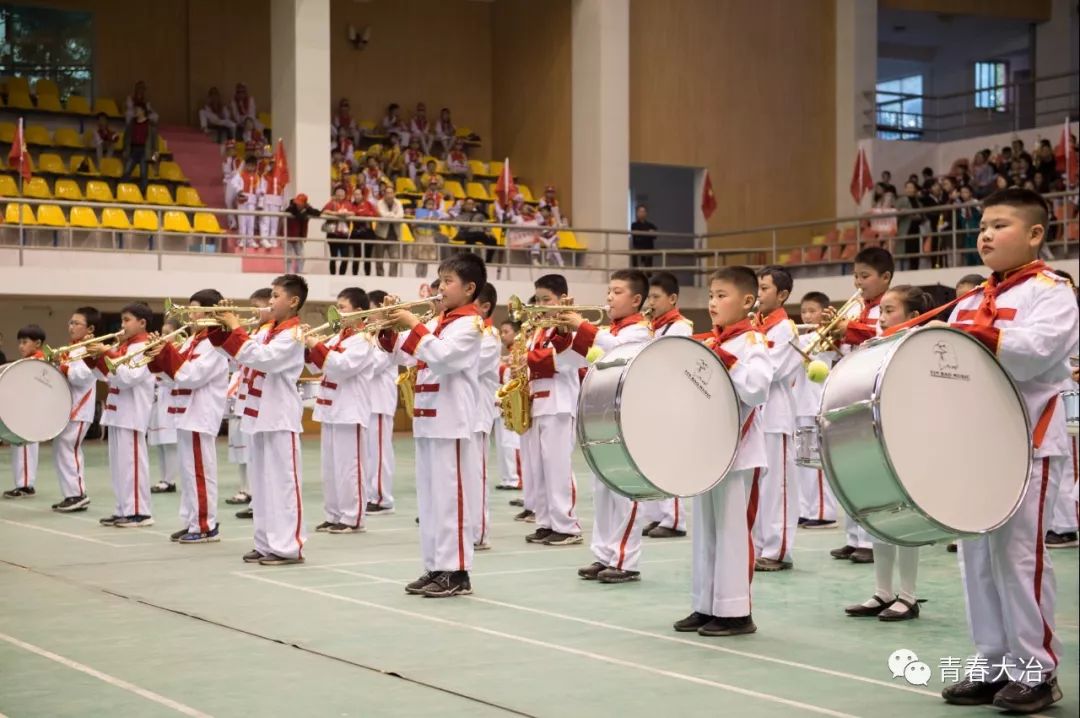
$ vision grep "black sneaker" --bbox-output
[513,509,534,522]
[830,544,856,559]
[179,525,221,544]
[541,532,583,546]
[258,553,305,566]
[598,568,641,584]
[53,495,91,513]
[673,612,714,632]
[802,519,837,529]
[698,615,756,637]
[946,542,958,553]
[225,492,251,505]
[754,557,793,572]
[366,504,395,516]
[114,514,154,528]
[647,526,687,538]
[242,550,265,563]
[150,482,176,494]
[1046,530,1079,549]
[509,498,525,507]
[941,678,1010,706]
[797,517,809,526]
[578,562,607,580]
[236,507,253,519]
[495,484,514,491]
[3,487,34,499]
[170,528,189,542]
[991,678,1062,713]
[849,547,874,564]
[314,521,335,532]
[406,571,441,595]
[525,527,554,544]
[99,515,121,526]
[640,520,660,536]
[422,570,472,598]
[328,523,365,534]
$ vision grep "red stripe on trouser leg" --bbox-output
[817,469,824,521]
[746,468,761,585]
[615,502,639,570]
[291,434,304,557]
[376,416,385,504]
[133,434,140,515]
[456,439,465,570]
[21,446,29,488]
[1033,457,1059,668]
[355,425,364,528]
[193,433,210,533]
[673,497,680,529]
[778,435,788,560]
[515,450,522,488]
[1073,440,1078,526]
[74,422,85,495]
[480,443,487,543]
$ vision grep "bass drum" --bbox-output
[0,359,73,445]
[577,336,742,500]
[819,326,1031,546]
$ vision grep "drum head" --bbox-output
[0,359,73,444]
[618,337,741,496]
[877,328,1030,534]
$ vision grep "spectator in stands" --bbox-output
[435,107,456,154]
[420,178,443,210]
[630,203,658,268]
[1033,171,1049,194]
[409,102,434,155]
[870,192,898,250]
[508,203,540,253]
[445,139,471,182]
[222,140,242,229]
[993,146,1013,174]
[231,83,262,136]
[121,105,158,194]
[284,194,320,273]
[894,181,924,270]
[125,80,158,124]
[1015,156,1033,183]
[332,98,359,145]
[374,186,404,277]
[323,185,354,276]
[941,175,959,202]
[403,138,425,185]
[923,181,949,268]
[199,87,236,144]
[535,206,565,267]
[349,186,379,276]
[538,185,565,225]
[93,112,119,164]
[906,173,919,186]
[335,127,356,168]
[384,135,405,180]
[381,103,408,144]
[412,197,445,277]
[971,149,995,196]
[879,171,896,197]
[956,184,981,266]
[240,117,266,149]
[1011,139,1032,165]
[362,156,385,197]
[1035,141,1058,182]
[419,159,443,192]
[454,197,498,268]
[993,173,1010,191]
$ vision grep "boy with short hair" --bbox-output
[379,253,488,597]
[211,275,309,566]
[641,271,694,538]
[563,269,652,582]
[940,189,1076,713]
[3,325,47,499]
[230,155,264,248]
[364,290,398,515]
[51,307,102,512]
[494,319,523,491]
[471,283,501,550]
[149,317,182,495]
[674,267,771,637]
[228,288,273,518]
[793,291,837,528]
[955,273,985,297]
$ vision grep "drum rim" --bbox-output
[822,326,1033,539]
[0,358,73,445]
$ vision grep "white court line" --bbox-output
[0,519,131,548]
[236,572,859,718]
[0,631,213,717]
[324,559,686,581]
[329,568,938,700]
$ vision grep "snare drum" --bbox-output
[794,425,821,469]
[0,359,73,445]
[577,336,741,500]
[298,378,320,409]
[819,327,1031,546]
[1063,390,1078,436]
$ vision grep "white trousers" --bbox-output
[845,516,874,549]
[959,455,1066,685]
[108,428,150,517]
[248,431,306,560]
[872,542,919,604]
[494,419,522,488]
[259,196,283,243]
[415,437,479,572]
[364,413,395,508]
[227,416,249,465]
[469,431,491,545]
[53,420,91,498]
[320,423,365,528]
[799,465,838,522]
[590,478,641,571]
[237,199,258,247]
[752,433,798,562]
[520,414,581,535]
[642,497,686,532]
[177,430,218,534]
[10,443,38,489]
[153,443,180,487]
[1049,438,1078,533]
[692,468,756,618]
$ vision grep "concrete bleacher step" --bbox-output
[158,125,225,217]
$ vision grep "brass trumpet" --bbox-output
[42,330,125,362]
[802,289,863,356]
[327,295,444,334]
[106,326,190,372]
[505,295,608,328]
[164,298,267,325]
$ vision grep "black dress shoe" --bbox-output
[849,547,874,563]
[878,597,920,621]
[698,615,756,637]
[941,677,1009,705]
[577,562,607,580]
[992,677,1062,713]
[236,507,253,519]
[844,594,892,617]
[640,521,660,536]
[830,544,855,559]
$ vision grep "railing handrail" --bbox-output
[870,70,1079,105]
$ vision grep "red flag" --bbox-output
[7,118,31,183]
[1054,117,1077,187]
[270,138,290,193]
[701,170,717,220]
[494,157,516,206]
[849,147,872,204]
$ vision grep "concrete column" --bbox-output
[571,0,629,255]
[270,0,331,221]
[835,0,877,215]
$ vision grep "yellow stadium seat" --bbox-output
[258,111,272,128]
[157,161,186,182]
[23,177,52,200]
[444,181,466,200]
[491,227,505,246]
[34,78,59,97]
[466,182,489,201]
[399,223,415,244]
[100,208,131,230]
[116,183,145,204]
[358,120,376,132]
[99,157,123,178]
[85,181,115,203]
[25,125,52,146]
[132,209,159,232]
[176,187,205,207]
[193,212,223,234]
[36,205,68,227]
[53,128,83,149]
[4,203,36,225]
[557,230,586,251]
[65,95,91,114]
[455,127,472,138]
[0,122,15,143]
[0,175,19,197]
[69,154,97,175]
[6,90,33,110]
[811,234,826,246]
[94,98,121,117]
[53,179,84,201]
[146,184,174,205]
[3,77,30,94]
[489,160,504,177]
[36,94,63,113]
[69,206,99,229]
[469,160,491,178]
[436,160,448,174]
[163,210,193,233]
[395,177,418,195]
[517,184,535,202]
[37,153,65,174]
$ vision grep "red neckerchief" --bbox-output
[858,294,882,323]
[973,260,1048,326]
[609,313,644,337]
[265,316,301,343]
[483,317,493,328]
[108,332,148,359]
[754,307,789,334]
[181,329,209,360]
[650,308,685,333]
[30,350,45,360]
[714,319,755,345]
[434,304,482,337]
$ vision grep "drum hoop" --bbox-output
[0,358,72,446]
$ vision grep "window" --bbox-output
[974,61,1008,112]
[0,4,93,100]
[875,75,923,140]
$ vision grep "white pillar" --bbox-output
[835,0,877,216]
[271,0,330,216]
[1035,0,1079,127]
[572,0,629,257]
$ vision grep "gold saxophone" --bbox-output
[397,308,438,417]
[496,324,532,435]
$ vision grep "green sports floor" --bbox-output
[0,438,1076,718]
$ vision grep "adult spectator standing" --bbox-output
[322,186,354,276]
[121,105,158,194]
[284,194,320,273]
[374,186,404,277]
[125,80,159,123]
[630,204,658,268]
[878,171,897,197]
[893,181,925,270]
[454,197,498,267]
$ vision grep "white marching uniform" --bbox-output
[521,326,587,537]
[574,315,651,572]
[307,328,375,529]
[89,335,155,517]
[366,345,398,510]
[149,376,180,490]
[10,443,37,490]
[216,317,307,560]
[471,324,501,545]
[948,264,1078,685]
[259,175,286,246]
[153,331,229,535]
[691,324,771,617]
[222,155,242,228]
[494,364,523,489]
[230,171,265,248]
[381,307,484,573]
[1049,344,1079,535]
[793,338,838,522]
[55,346,97,498]
[642,310,695,532]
